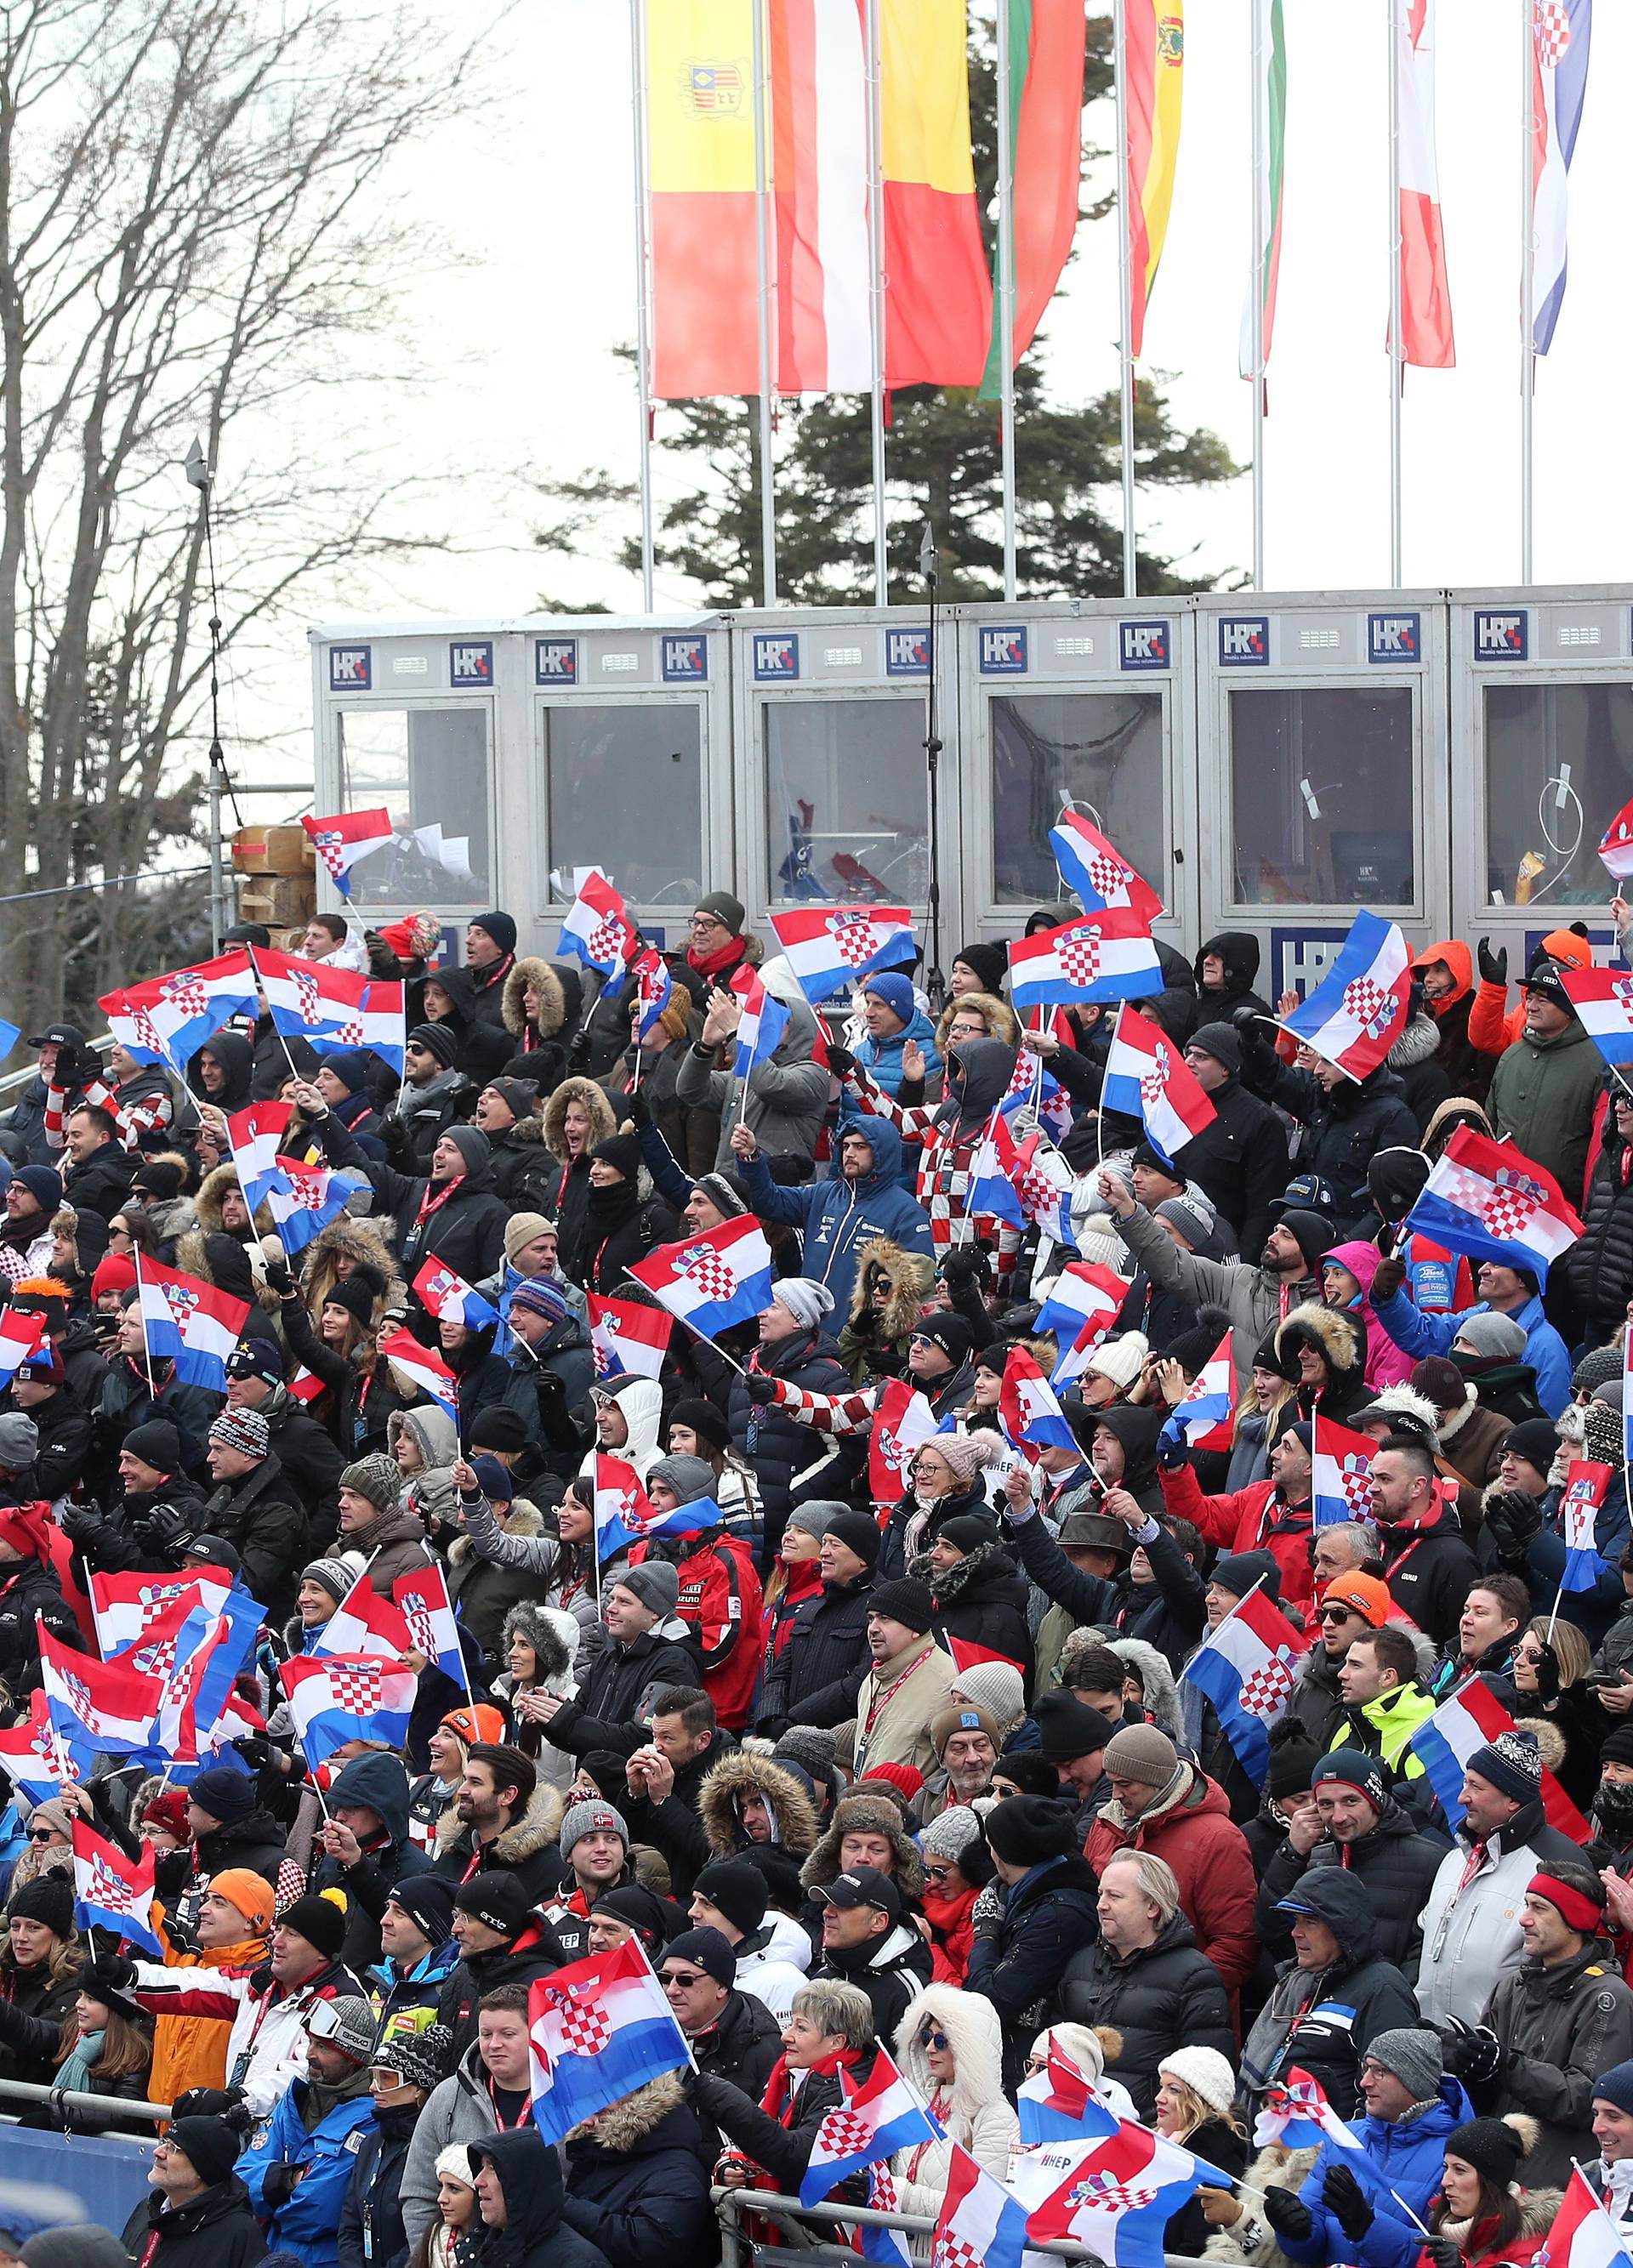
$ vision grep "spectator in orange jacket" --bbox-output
[630,1454,764,1731]
[1467,924,1595,1055]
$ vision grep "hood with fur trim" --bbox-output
[434,1776,565,1863]
[1277,1300,1367,1379]
[893,1983,1006,2125]
[800,1793,925,1904]
[1513,1717,1568,1776]
[542,1076,617,1164]
[388,1401,459,1473]
[1104,1636,1183,1741]
[567,2070,688,2151]
[502,956,569,1040]
[1386,1012,1443,1073]
[297,1212,406,1316]
[846,1236,936,1340]
[1424,1094,1494,1157]
[500,1600,578,1686]
[1353,1382,1440,1434]
[697,1751,823,1859]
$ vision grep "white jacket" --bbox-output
[890,1985,1019,2259]
[736,1908,811,2026]
[1417,1819,1555,2026]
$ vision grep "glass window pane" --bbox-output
[765,699,928,904]
[337,706,491,907]
[1229,687,1416,906]
[1484,683,1633,908]
[991,692,1166,907]
[544,705,703,907]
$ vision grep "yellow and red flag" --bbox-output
[648,3,762,400]
[1124,1,1185,359]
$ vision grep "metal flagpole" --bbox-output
[995,0,1018,602]
[864,0,888,602]
[1112,0,1136,599]
[1387,0,1404,588]
[1250,0,1266,589]
[1520,0,1536,583]
[752,0,778,605]
[629,0,656,610]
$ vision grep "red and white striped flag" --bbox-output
[1394,0,1455,368]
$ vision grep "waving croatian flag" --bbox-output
[1158,1333,1235,1452]
[280,1652,417,1765]
[1406,1674,1590,1840]
[1529,0,1594,355]
[413,1257,501,1333]
[1049,811,1165,925]
[1541,2167,1633,2268]
[224,1100,294,1215]
[313,1567,412,1661]
[1278,912,1411,1080]
[528,1939,691,2145]
[630,947,674,1041]
[557,870,640,991]
[999,1344,1078,1459]
[99,950,259,1068]
[1312,1416,1378,1530]
[1180,1583,1299,1787]
[629,1218,776,1339]
[90,1567,235,1661]
[1252,2066,1366,2153]
[394,1564,464,1681]
[1558,965,1633,1071]
[999,1049,1074,1141]
[135,1259,251,1391]
[253,946,406,1073]
[1015,2122,1236,2268]
[1560,1459,1614,1592]
[1403,1123,1585,1285]
[801,2049,942,2206]
[587,1293,671,1382]
[0,1310,46,1391]
[966,1117,1026,1229]
[1009,912,1164,1011]
[1004,1124,1078,1248]
[71,1820,164,1957]
[0,1697,69,1805]
[934,2145,1029,2268]
[40,1623,161,1765]
[1036,1264,1133,1376]
[377,1325,459,1418]
[266,1163,352,1258]
[1102,1005,1216,1162]
[1600,793,1633,882]
[1018,2042,1120,2146]
[869,1378,940,1506]
[301,808,394,899]
[731,963,790,1077]
[595,1453,657,1561]
[768,906,916,1003]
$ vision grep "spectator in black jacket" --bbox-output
[756,1510,878,1734]
[529,1562,704,1759]
[437,1870,566,2063]
[1252,1748,1449,1977]
[1174,1021,1291,1259]
[658,1925,782,2155]
[297,1083,511,1284]
[1059,1850,1236,2116]
[810,1866,932,2042]
[4,1343,92,1498]
[1570,1084,1633,1346]
[691,1977,878,2203]
[967,1795,1102,2090]
[196,1404,309,1613]
[221,1339,346,1546]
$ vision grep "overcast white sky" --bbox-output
[221,0,1633,784]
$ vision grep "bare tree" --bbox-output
[0,0,499,1036]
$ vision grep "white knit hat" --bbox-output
[948,1659,1026,1725]
[1158,2046,1238,2122]
[435,2141,477,2187]
[1070,1215,1129,1274]
[1085,1330,1149,1390]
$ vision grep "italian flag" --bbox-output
[1238,0,1287,384]
[980,0,1088,396]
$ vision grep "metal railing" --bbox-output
[0,2070,169,2131]
[712,2187,1204,2268]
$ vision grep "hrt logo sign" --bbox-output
[1218,617,1269,667]
[753,634,799,681]
[534,638,579,685]
[661,636,708,682]
[1120,621,1170,670]
[979,627,1027,674]
[328,645,371,691]
[885,630,930,678]
[1368,612,1420,662]
[1474,611,1528,661]
[450,640,493,687]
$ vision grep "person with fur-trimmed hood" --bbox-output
[835,1234,937,1386]
[697,1753,823,1868]
[432,1743,568,1907]
[541,1076,617,1286]
[500,953,572,1095]
[1278,1298,1373,1423]
[887,1985,1017,2248]
[176,1162,279,1308]
[560,2068,715,2268]
[493,1598,580,1763]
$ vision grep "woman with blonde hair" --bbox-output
[1154,2047,1249,2256]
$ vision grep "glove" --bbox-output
[624,1089,651,1129]
[1477,937,1509,986]
[1528,1638,1562,1702]
[825,1044,858,1081]
[58,1502,101,1545]
[566,1030,592,1071]
[1262,2187,1314,2243]
[1483,1487,1541,1565]
[1322,2164,1374,2244]
[1369,1254,1408,1304]
[1229,1003,1263,1032]
[260,2161,300,2209]
[171,2085,244,2122]
[744,1372,777,1406]
[1442,2024,1506,2088]
[264,1260,295,1299]
[231,1734,272,1770]
[970,1881,1004,1942]
[1156,1434,1190,1471]
[1423,2241,1463,2268]
[85,1953,135,1995]
[939,1248,986,1290]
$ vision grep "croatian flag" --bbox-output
[999,1344,1078,1459]
[1158,1333,1235,1453]
[377,1325,459,1418]
[629,1218,776,1339]
[1279,912,1411,1081]
[1403,1124,1584,1286]
[279,1652,417,1765]
[0,1698,69,1805]
[1049,811,1164,926]
[800,2049,942,2206]
[631,947,673,1040]
[1008,912,1164,1011]
[1405,1675,1590,1840]
[1561,1460,1614,1591]
[1101,1005,1215,1162]
[869,1378,940,1506]
[90,1567,235,1661]
[1529,0,1593,355]
[557,870,639,991]
[934,2144,1030,2268]
[266,1164,352,1258]
[253,946,407,1073]
[1558,965,1633,1071]
[527,1939,691,2146]
[1542,2168,1633,2268]
[136,1259,251,1391]
[71,1821,164,1958]
[731,964,790,1077]
[1252,2066,1366,2153]
[0,1309,46,1390]
[394,1564,464,1681]
[413,1257,502,1333]
[1600,793,1633,883]
[587,1293,671,1382]
[1180,1583,1300,1787]
[999,1052,1074,1142]
[39,1623,160,1765]
[592,1455,707,1555]
[768,906,916,1004]
[1018,2043,1119,2146]
[1312,1417,1378,1530]
[1035,1264,1132,1378]
[99,950,259,1068]
[312,1568,412,1661]
[301,808,394,899]
[966,1117,1026,1229]
[224,1100,294,1215]
[1015,2123,1234,2268]
[1003,1125,1078,1249]
[182,1589,266,1764]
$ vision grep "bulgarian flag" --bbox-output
[981,0,1090,395]
[1238,0,1287,384]
[1124,0,1185,357]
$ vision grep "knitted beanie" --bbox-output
[208,1867,275,1933]
[302,1553,367,1606]
[824,1509,882,1568]
[930,1704,1001,1759]
[339,1452,402,1517]
[614,1560,680,1618]
[919,1805,987,1862]
[772,1278,835,1332]
[560,1799,629,1860]
[503,1212,552,1266]
[1102,1724,1179,1788]
[1366,2026,1444,2103]
[1158,2046,1238,2121]
[1442,2117,1528,2190]
[208,1406,269,1460]
[948,1659,1027,1725]
[1465,1726,1542,1805]
[375,2021,452,2093]
[867,1578,935,1634]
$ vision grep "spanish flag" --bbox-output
[1124,0,1185,359]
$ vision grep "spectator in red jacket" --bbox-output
[918,1806,991,1986]
[630,1454,765,1731]
[1154,1419,1317,1612]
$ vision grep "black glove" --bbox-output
[744,1372,777,1405]
[58,1502,102,1545]
[171,2084,244,2122]
[1422,2242,1461,2268]
[260,2160,300,2209]
[265,1260,295,1299]
[938,1247,986,1289]
[1483,1487,1541,1564]
[1477,937,1508,986]
[566,1030,592,1071]
[1230,1003,1264,1032]
[231,1734,272,1770]
[825,1044,858,1081]
[624,1089,651,1129]
[1323,2164,1374,2243]
[1528,1639,1562,1702]
[85,1953,135,1995]
[1369,1254,1408,1304]
[1262,2187,1314,2242]
[1442,2024,1505,2088]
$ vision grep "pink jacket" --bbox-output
[1322,1240,1415,1390]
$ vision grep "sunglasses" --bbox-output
[918,2027,950,2050]
[26,1829,57,1844]
[663,1971,707,1991]
[924,1862,957,1884]
[1317,1606,1358,1625]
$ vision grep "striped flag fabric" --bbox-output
[1124,0,1185,357]
[1239,0,1287,382]
[93,1566,234,1659]
[869,1377,939,1505]
[1599,792,1633,879]
[1180,1582,1300,1787]
[1541,2166,1633,2268]
[1395,0,1455,368]
[39,1623,161,1765]
[279,1651,418,1765]
[413,1257,502,1332]
[0,1309,47,1390]
[1406,1674,1590,1840]
[528,1940,692,2145]
[999,1343,1078,1458]
[1529,0,1593,354]
[801,2048,942,2205]
[556,869,639,989]
[1252,2066,1366,2153]
[631,948,674,1042]
[71,1821,164,1958]
[1018,2043,1119,2146]
[0,1697,69,1805]
[253,946,406,1075]
[266,1164,352,1259]
[1101,1004,1215,1162]
[1278,911,1411,1080]
[300,808,393,899]
[629,1218,777,1338]
[312,1566,413,1660]
[135,1259,252,1391]
[1312,1416,1377,1529]
[731,963,790,1077]
[1560,1459,1614,1592]
[980,0,1090,395]
[1402,1124,1584,1286]
[99,951,259,1069]
[1016,2120,1235,2267]
[377,1326,459,1418]
[1158,1332,1234,1452]
[933,2142,1030,2268]
[1008,912,1164,1011]
[223,1100,293,1215]
[1556,964,1633,1071]
[393,1564,465,1682]
[1048,811,1164,925]
[768,906,916,1003]
[587,1293,672,1382]
[1034,1263,1132,1366]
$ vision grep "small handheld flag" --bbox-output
[767,905,916,1003]
[1600,793,1633,881]
[1406,1674,1590,1841]
[999,1344,1078,1458]
[868,1378,939,1506]
[301,808,394,899]
[279,1651,417,1765]
[1101,1004,1216,1162]
[1252,2066,1366,2153]
[1049,810,1164,924]
[1018,2042,1120,2146]
[71,1820,164,1958]
[932,2143,1030,2268]
[557,871,639,991]
[1180,1582,1299,1787]
[1560,1459,1613,1592]
[1312,1415,1378,1529]
[1277,912,1410,1081]
[312,1567,413,1660]
[1556,965,1633,1074]
[800,2049,942,2206]
[629,1218,776,1340]
[1403,1123,1584,1286]
[587,1293,671,1382]
[731,963,790,1077]
[1157,1332,1235,1452]
[1008,911,1164,1011]
[528,1938,691,2146]
[377,1325,459,1418]
[413,1257,502,1333]
[223,1100,295,1216]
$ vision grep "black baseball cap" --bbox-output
[813,1866,901,1921]
[27,1024,83,1050]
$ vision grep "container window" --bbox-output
[1229,686,1416,906]
[991,692,1166,907]
[336,706,491,906]
[1483,682,1633,909]
[764,699,930,905]
[543,705,704,907]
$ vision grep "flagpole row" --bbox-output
[995,0,1018,602]
[750,0,777,605]
[1113,0,1137,599]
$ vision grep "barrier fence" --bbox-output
[712,2184,1206,2268]
[0,2073,163,2239]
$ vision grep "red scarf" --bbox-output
[759,2043,861,2128]
[687,935,748,980]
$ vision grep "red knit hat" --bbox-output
[864,1760,924,1802]
[91,1253,138,1300]
[139,1789,191,1840]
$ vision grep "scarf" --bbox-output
[57,2027,104,2097]
[687,935,748,980]
[759,2043,861,2127]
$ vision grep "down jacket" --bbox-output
[1239,1867,1420,2120]
[755,1566,875,1731]
[966,1850,1103,2091]
[1082,1763,1260,1998]
[1253,1788,1451,1977]
[1059,1910,1236,2117]
[560,2071,715,2268]
[889,1987,1019,2256]
[1570,1104,1633,1343]
[1238,1036,1422,1233]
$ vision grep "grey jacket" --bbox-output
[1113,1200,1318,1377]
[674,992,829,1168]
[400,2043,499,2254]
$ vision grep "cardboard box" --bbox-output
[237,873,316,929]
[232,824,314,877]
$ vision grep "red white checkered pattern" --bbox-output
[561,2000,612,2056]
[158,976,208,1016]
[1481,1186,1541,1240]
[331,1019,364,1046]
[401,1600,437,1658]
[327,1661,384,1713]
[934,2237,983,2268]
[588,918,625,965]
[88,1856,139,1913]
[1341,975,1393,1035]
[1240,1654,1296,1718]
[1535,0,1571,65]
[1057,930,1103,988]
[1139,1062,1170,1107]
[674,1251,738,1301]
[815,2110,873,2159]
[292,968,321,1026]
[1086,854,1127,899]
[826,913,879,968]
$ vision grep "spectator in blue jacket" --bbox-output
[853,974,942,1100]
[239,1993,378,2265]
[1368,1253,1572,1417]
[729,1111,933,1322]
